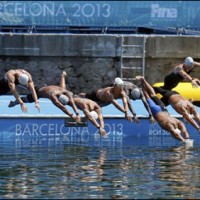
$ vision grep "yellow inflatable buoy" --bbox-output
[153,82,200,101]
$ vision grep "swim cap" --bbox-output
[131,88,141,100]
[58,94,69,105]
[114,77,124,86]
[90,111,98,119]
[184,57,194,68]
[18,74,29,85]
[174,128,181,135]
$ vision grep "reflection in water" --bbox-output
[156,145,200,198]
[1,142,200,199]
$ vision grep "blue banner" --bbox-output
[0,1,200,29]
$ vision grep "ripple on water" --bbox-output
[0,143,200,198]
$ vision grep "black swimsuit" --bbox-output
[162,72,184,90]
[0,77,21,95]
[153,86,179,106]
[0,78,10,95]
[154,67,192,91]
[85,90,111,107]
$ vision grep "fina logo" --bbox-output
[151,4,177,18]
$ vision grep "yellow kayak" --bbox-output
[153,82,200,101]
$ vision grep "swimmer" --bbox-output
[154,56,200,92]
[136,75,190,142]
[1,69,40,113]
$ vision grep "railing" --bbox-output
[1,25,200,35]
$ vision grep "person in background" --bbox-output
[79,77,139,124]
[136,75,190,143]
[0,69,40,113]
[153,86,200,132]
[154,57,200,92]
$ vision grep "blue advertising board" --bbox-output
[0,96,198,148]
[0,116,193,148]
[0,1,200,29]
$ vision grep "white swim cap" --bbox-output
[58,94,69,105]
[114,77,124,86]
[131,88,141,100]
[184,57,194,68]
[174,128,181,135]
[18,74,29,85]
[90,111,98,119]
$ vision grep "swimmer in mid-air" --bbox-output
[136,75,191,143]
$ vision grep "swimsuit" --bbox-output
[85,90,110,107]
[0,76,21,95]
[151,96,167,111]
[154,65,192,91]
[153,87,179,106]
[0,78,10,95]
[147,98,163,117]
[147,97,167,117]
[85,90,99,102]
[162,72,183,90]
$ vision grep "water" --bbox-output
[1,141,200,199]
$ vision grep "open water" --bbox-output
[0,139,200,199]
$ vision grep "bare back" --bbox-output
[169,94,194,113]
[38,85,73,99]
[155,111,182,131]
[74,97,100,112]
[5,69,32,84]
[154,111,171,127]
[96,86,125,102]
[123,81,138,96]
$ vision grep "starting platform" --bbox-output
[0,95,199,148]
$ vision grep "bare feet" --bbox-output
[62,71,67,77]
[8,101,15,108]
[135,75,144,81]
[79,93,86,98]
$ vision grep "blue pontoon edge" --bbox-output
[0,96,199,147]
